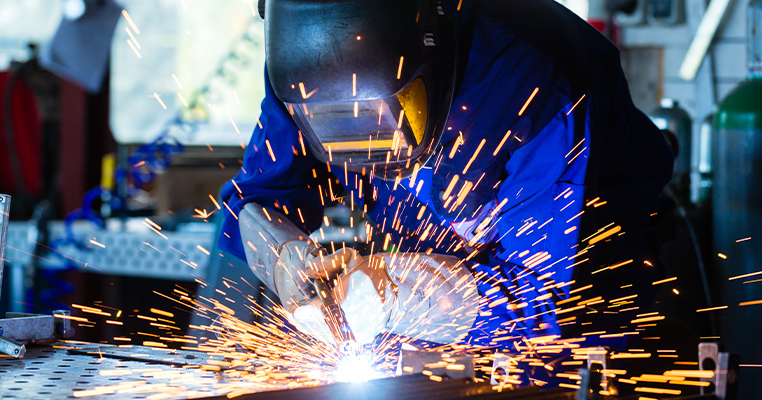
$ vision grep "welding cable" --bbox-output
[127,130,184,186]
[63,187,113,241]
[665,186,717,337]
[677,203,717,337]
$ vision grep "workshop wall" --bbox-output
[620,0,748,119]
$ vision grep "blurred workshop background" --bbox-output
[0,0,759,393]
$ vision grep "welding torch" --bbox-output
[312,276,358,355]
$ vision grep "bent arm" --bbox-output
[218,68,332,261]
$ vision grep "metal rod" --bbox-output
[0,194,11,305]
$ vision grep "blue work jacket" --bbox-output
[219,0,673,349]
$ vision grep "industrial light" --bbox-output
[678,0,732,81]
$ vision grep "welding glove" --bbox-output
[289,250,396,345]
[288,252,480,346]
[239,203,351,312]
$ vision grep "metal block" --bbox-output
[0,310,73,344]
[2,313,55,343]
[398,350,474,380]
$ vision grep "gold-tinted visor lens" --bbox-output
[288,78,427,155]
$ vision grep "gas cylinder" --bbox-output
[650,98,692,202]
[711,0,762,394]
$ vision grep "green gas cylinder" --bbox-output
[711,0,762,394]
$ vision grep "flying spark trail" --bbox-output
[122,10,140,34]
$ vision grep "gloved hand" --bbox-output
[240,203,479,346]
[287,248,398,345]
[286,251,482,346]
[240,203,344,312]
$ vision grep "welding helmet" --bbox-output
[261,0,458,180]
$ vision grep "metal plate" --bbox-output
[0,344,270,399]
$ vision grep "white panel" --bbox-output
[663,45,690,79]
[661,43,741,80]
[621,25,692,46]
[717,0,748,40]
[662,81,697,117]
[713,42,748,78]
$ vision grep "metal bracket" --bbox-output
[586,346,616,395]
[699,342,740,400]
[490,352,515,386]
[423,32,436,47]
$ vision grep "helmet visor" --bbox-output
[288,78,428,160]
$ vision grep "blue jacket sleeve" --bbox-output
[218,69,331,260]
[492,97,589,286]
[463,98,588,346]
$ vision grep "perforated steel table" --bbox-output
[0,344,273,399]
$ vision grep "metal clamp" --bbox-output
[586,346,616,396]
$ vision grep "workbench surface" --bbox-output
[0,343,274,399]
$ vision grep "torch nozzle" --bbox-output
[313,278,357,352]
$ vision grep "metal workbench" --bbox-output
[0,343,575,400]
[0,343,729,400]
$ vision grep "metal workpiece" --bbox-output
[0,336,25,358]
[586,346,616,396]
[65,344,219,367]
[490,352,513,385]
[0,345,227,399]
[0,310,75,357]
[0,311,73,343]
[699,342,740,400]
[397,350,474,380]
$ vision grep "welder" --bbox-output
[218,0,674,354]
